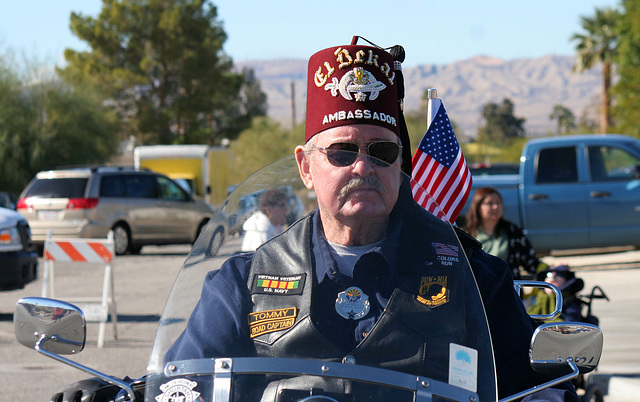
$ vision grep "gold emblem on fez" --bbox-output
[324,67,387,102]
[416,276,449,307]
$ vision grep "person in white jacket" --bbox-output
[241,188,289,251]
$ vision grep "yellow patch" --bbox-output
[416,275,449,307]
[248,307,297,338]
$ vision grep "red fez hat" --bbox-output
[305,38,400,143]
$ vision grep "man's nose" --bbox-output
[351,152,376,175]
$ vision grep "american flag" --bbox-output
[433,242,459,257]
[411,100,472,223]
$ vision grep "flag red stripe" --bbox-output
[436,153,469,218]
[411,149,471,222]
[437,156,470,220]
[410,100,472,223]
[447,159,472,220]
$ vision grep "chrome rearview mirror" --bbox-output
[500,322,603,402]
[530,322,603,376]
[14,297,86,354]
[14,297,138,400]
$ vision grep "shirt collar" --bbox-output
[311,209,400,284]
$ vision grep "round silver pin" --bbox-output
[335,286,370,320]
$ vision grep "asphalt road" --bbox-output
[1,245,639,401]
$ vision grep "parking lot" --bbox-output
[1,246,639,401]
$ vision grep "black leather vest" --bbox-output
[246,202,495,393]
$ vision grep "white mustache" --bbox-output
[339,176,387,198]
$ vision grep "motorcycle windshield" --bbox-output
[144,154,498,402]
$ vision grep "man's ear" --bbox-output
[295,146,314,190]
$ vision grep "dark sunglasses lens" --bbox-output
[326,143,359,167]
[323,142,399,167]
[369,142,400,166]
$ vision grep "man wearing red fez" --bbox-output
[52,38,578,402]
[289,39,577,401]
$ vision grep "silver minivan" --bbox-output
[17,167,214,255]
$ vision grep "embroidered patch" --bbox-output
[432,242,459,266]
[248,307,297,338]
[251,274,306,295]
[416,275,449,307]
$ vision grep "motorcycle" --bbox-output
[14,154,604,401]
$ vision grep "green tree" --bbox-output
[549,105,577,135]
[404,109,427,155]
[577,109,599,134]
[478,98,525,143]
[207,67,268,144]
[60,0,265,145]
[0,63,37,194]
[613,0,640,137]
[31,82,119,170]
[571,6,621,133]
[228,117,302,185]
[0,61,118,195]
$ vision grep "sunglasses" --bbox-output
[312,141,402,167]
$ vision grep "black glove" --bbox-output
[49,377,121,402]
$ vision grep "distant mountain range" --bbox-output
[237,55,603,139]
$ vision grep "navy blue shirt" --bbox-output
[310,212,400,351]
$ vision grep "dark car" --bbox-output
[0,192,17,210]
[0,206,38,290]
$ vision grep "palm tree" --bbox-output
[571,7,621,133]
[549,105,576,135]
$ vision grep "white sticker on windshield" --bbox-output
[448,343,478,393]
[155,378,201,402]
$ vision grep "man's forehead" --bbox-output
[315,125,398,144]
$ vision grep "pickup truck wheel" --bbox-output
[112,224,130,256]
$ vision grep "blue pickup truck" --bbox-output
[460,134,640,254]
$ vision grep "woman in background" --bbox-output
[464,187,548,279]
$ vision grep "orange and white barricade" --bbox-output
[41,231,117,348]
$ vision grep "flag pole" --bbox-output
[426,88,441,129]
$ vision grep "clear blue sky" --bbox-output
[0,0,621,68]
